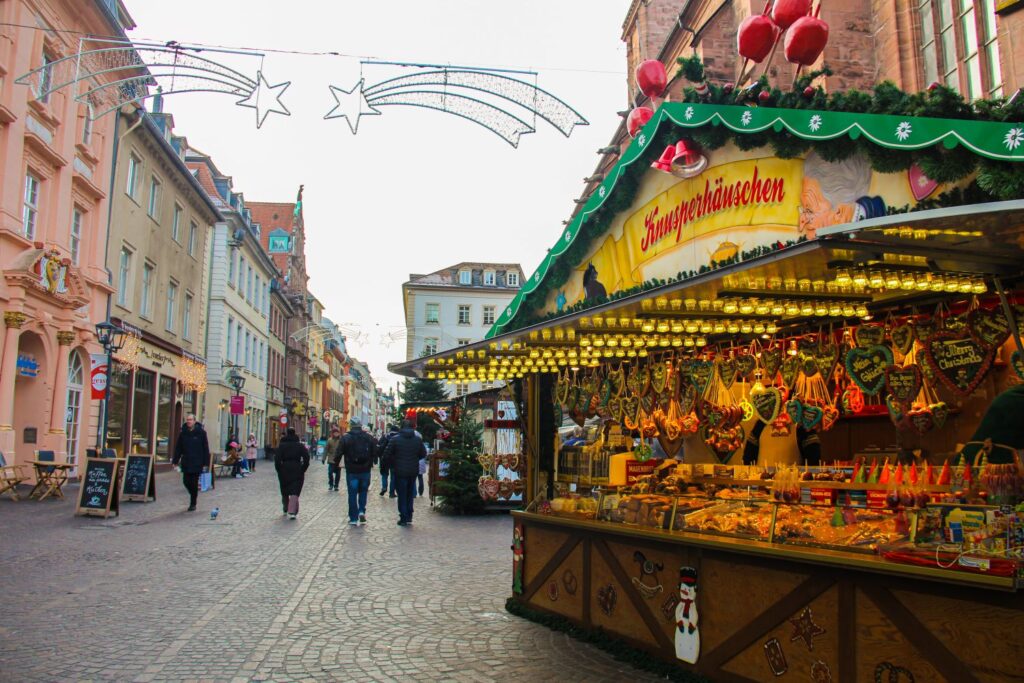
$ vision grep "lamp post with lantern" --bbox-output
[94,321,126,452]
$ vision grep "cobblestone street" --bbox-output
[0,465,660,682]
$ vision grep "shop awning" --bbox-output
[389,208,1024,381]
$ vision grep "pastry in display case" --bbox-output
[677,501,775,541]
[771,504,909,552]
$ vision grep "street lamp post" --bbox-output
[227,368,246,441]
[94,321,126,452]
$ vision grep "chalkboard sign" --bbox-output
[120,454,155,502]
[76,457,119,517]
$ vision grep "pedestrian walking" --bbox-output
[245,433,258,472]
[378,424,399,497]
[275,428,310,519]
[338,418,376,525]
[325,425,343,491]
[415,451,427,497]
[383,420,426,526]
[171,414,211,512]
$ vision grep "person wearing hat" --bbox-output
[338,417,377,525]
[325,425,343,491]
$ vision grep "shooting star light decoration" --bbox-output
[326,62,588,147]
[15,38,290,129]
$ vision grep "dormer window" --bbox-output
[506,272,520,288]
[458,270,472,285]
[483,270,495,286]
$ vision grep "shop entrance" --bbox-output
[13,332,47,462]
[64,348,85,473]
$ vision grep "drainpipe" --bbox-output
[96,108,122,451]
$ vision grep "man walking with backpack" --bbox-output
[338,418,377,525]
[383,420,427,526]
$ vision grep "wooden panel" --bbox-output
[721,584,838,681]
[522,525,573,596]
[605,537,684,645]
[587,538,660,649]
[533,542,585,623]
[855,587,947,683]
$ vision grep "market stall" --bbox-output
[390,64,1024,681]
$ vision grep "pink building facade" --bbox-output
[0,1,135,472]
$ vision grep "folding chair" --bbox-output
[0,451,29,501]
[30,450,69,501]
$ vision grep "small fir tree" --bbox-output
[435,416,485,515]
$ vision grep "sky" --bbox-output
[127,0,630,393]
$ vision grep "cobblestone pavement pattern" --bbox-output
[0,464,662,682]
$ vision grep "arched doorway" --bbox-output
[65,349,85,472]
[13,331,48,462]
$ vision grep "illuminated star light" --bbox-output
[324,79,380,134]
[236,71,291,128]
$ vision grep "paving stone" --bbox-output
[0,468,662,682]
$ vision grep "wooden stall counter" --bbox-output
[511,511,1024,683]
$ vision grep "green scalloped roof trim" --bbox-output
[485,102,1024,339]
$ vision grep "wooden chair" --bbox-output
[0,451,29,501]
[30,450,70,501]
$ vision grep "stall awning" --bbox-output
[390,207,1024,381]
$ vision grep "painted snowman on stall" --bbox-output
[674,566,700,664]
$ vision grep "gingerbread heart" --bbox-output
[785,398,804,425]
[945,314,968,333]
[718,358,738,389]
[627,365,650,397]
[930,402,949,429]
[890,324,915,355]
[924,331,996,398]
[914,319,936,343]
[801,404,824,430]
[801,355,820,378]
[781,357,800,389]
[840,385,864,415]
[886,395,907,428]
[885,364,922,406]
[820,406,840,431]
[908,163,939,201]
[679,383,698,415]
[855,325,886,347]
[651,363,668,396]
[752,387,783,424]
[762,349,783,380]
[908,409,933,435]
[736,354,757,379]
[688,360,714,393]
[969,307,1011,349]
[815,344,840,379]
[845,345,893,396]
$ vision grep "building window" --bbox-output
[455,383,469,397]
[227,316,235,363]
[246,264,253,302]
[980,0,1002,96]
[918,0,939,85]
[37,51,54,103]
[147,176,161,219]
[70,208,83,265]
[255,275,262,311]
[117,248,132,307]
[172,204,182,242]
[458,339,471,346]
[457,304,471,325]
[483,270,495,286]
[188,221,197,256]
[183,292,193,340]
[132,369,155,455]
[458,270,471,285]
[236,322,243,364]
[230,251,238,287]
[165,280,178,332]
[922,0,1001,100]
[140,262,154,318]
[506,272,519,287]
[244,331,251,371]
[425,302,440,324]
[483,305,495,326]
[23,172,40,240]
[423,337,438,356]
[126,154,141,199]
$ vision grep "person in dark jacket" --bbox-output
[171,414,211,512]
[378,424,399,498]
[338,418,377,525]
[275,428,310,519]
[383,420,427,526]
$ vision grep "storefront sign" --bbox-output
[16,353,39,378]
[230,395,245,415]
[626,458,663,483]
[90,353,108,399]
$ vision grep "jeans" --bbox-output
[327,463,341,489]
[182,472,199,506]
[417,473,424,496]
[394,475,417,523]
[380,467,397,495]
[346,471,371,522]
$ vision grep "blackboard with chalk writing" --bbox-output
[76,458,119,517]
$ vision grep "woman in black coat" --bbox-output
[275,428,310,519]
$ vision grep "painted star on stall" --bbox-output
[235,71,291,129]
[324,79,380,134]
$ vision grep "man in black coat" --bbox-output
[275,428,310,519]
[377,424,399,498]
[172,414,211,512]
[338,418,377,525]
[383,420,427,526]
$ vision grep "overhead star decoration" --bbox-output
[324,78,380,133]
[236,70,292,128]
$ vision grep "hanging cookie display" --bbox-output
[855,324,886,347]
[761,347,784,382]
[845,344,894,396]
[890,322,915,356]
[884,364,922,408]
[968,306,1011,349]
[923,330,995,398]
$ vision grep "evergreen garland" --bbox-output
[499,56,1024,334]
[434,415,485,515]
[504,598,711,682]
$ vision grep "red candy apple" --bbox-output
[626,106,654,138]
[784,15,829,66]
[636,60,667,99]
[772,0,812,30]
[738,14,778,63]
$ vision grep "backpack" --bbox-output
[346,432,373,466]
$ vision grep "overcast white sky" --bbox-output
[128,1,630,392]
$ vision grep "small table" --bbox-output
[28,461,74,501]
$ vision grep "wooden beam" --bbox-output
[582,538,592,626]
[838,580,856,683]
[521,534,581,602]
[860,583,981,683]
[593,537,674,652]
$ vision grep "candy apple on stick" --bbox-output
[636,59,667,107]
[784,3,829,79]
[736,1,778,85]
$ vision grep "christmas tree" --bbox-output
[435,415,485,515]
[401,375,448,442]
